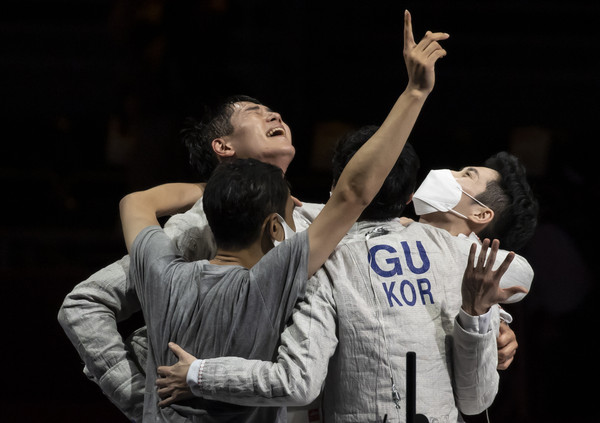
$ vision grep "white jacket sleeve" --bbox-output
[57,199,215,421]
[452,305,500,415]
[189,273,338,406]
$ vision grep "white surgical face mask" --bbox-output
[412,169,490,219]
[272,213,296,247]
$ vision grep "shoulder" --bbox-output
[131,225,170,254]
[293,202,324,231]
[252,231,310,276]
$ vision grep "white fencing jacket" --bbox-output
[191,219,533,422]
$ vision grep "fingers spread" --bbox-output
[499,286,529,302]
[466,242,477,269]
[476,239,490,269]
[486,239,500,270]
[495,251,515,279]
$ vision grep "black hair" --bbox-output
[476,152,539,251]
[203,158,289,250]
[331,125,420,221]
[180,95,263,181]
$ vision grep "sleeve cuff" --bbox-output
[498,307,513,324]
[187,359,205,396]
[457,307,493,334]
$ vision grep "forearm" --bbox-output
[191,356,318,407]
[120,183,204,253]
[452,307,500,415]
[189,277,337,407]
[306,14,447,276]
[335,89,427,206]
[307,90,429,276]
[149,182,205,218]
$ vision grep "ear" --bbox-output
[405,192,414,205]
[212,138,236,159]
[263,213,283,243]
[470,207,494,225]
[259,213,281,253]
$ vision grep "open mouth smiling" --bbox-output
[266,127,286,137]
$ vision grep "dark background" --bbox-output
[1,0,598,421]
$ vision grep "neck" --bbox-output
[268,152,294,174]
[210,249,261,269]
[418,212,474,237]
[210,236,271,269]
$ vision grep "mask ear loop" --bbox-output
[461,190,491,210]
[448,208,468,220]
[272,213,295,247]
[450,191,492,220]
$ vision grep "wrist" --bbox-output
[187,359,205,395]
[403,86,430,102]
[461,303,490,317]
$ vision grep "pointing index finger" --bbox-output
[404,10,416,50]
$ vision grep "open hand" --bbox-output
[461,239,528,316]
[156,342,197,407]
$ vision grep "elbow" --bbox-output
[285,384,320,407]
[57,296,80,341]
[119,193,137,219]
[265,367,322,407]
[335,182,373,210]
[57,292,76,329]
[284,370,324,406]
[297,380,321,406]
[57,303,68,328]
[303,382,323,405]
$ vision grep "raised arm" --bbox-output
[306,10,449,276]
[120,183,204,253]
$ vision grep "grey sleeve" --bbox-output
[452,305,500,415]
[192,272,338,406]
[249,230,310,332]
[129,226,185,328]
[129,226,204,357]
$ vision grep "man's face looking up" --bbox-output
[221,102,295,173]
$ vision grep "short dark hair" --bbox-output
[331,125,420,221]
[203,158,289,250]
[476,152,539,251]
[181,95,263,181]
